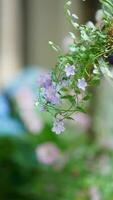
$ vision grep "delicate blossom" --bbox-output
[36,142,60,165]
[38,73,60,105]
[39,105,46,112]
[38,73,52,89]
[64,65,75,77]
[77,78,87,91]
[52,119,65,134]
[44,85,60,105]
[61,79,70,87]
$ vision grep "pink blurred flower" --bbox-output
[35,142,60,165]
[21,111,43,133]
[15,87,34,110]
[89,186,101,200]
[73,112,91,130]
[15,87,43,133]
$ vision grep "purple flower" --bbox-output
[64,65,75,77]
[61,79,69,87]
[52,119,65,134]
[39,105,46,112]
[38,73,52,89]
[44,85,60,105]
[77,78,87,91]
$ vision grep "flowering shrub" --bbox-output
[36,0,113,134]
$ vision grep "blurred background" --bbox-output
[1,0,113,199]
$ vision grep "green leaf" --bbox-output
[61,95,75,104]
[83,93,92,101]
[66,116,74,120]
[76,106,86,113]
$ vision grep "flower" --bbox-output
[38,73,52,89]
[73,112,91,130]
[44,85,60,105]
[77,78,87,91]
[15,88,43,133]
[35,142,60,165]
[52,119,65,134]
[39,105,46,112]
[38,72,60,105]
[64,65,75,77]
[61,79,70,87]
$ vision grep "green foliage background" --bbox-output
[1,119,113,200]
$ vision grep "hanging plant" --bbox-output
[36,0,113,134]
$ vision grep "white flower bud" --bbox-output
[67,9,71,16]
[86,21,95,29]
[66,1,72,6]
[95,9,104,22]
[69,32,76,40]
[72,13,79,21]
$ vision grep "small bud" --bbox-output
[49,41,53,45]
[35,101,39,107]
[71,21,79,28]
[66,1,71,6]
[69,32,76,40]
[86,21,95,29]
[72,13,79,22]
[49,41,60,52]
[67,9,71,16]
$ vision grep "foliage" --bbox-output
[1,127,113,200]
[36,0,113,134]
[0,83,113,200]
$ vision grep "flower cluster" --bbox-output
[36,0,113,134]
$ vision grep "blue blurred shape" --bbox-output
[0,118,25,136]
[0,95,10,117]
[6,66,41,98]
[0,94,25,135]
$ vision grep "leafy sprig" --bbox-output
[36,0,113,134]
